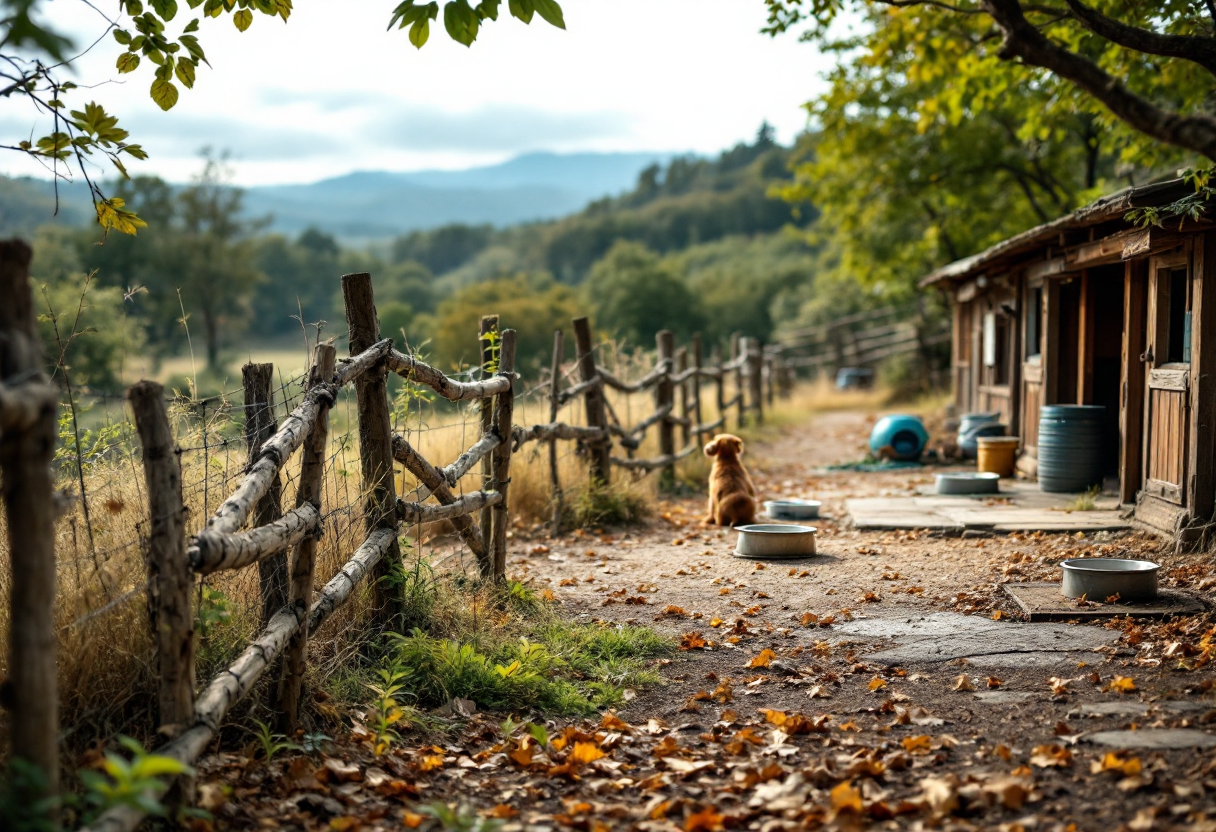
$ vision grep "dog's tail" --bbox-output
[718,493,757,527]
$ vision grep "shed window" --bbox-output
[1025,286,1042,359]
[1164,266,1191,364]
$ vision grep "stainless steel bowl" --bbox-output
[935,472,1001,495]
[734,524,817,559]
[763,499,822,520]
[1061,557,1160,603]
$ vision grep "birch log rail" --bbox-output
[393,433,492,568]
[386,347,513,401]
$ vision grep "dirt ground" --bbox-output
[198,410,1216,832]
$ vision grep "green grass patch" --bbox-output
[565,481,652,530]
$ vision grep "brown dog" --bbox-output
[704,434,757,527]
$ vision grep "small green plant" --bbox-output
[1067,485,1102,512]
[246,719,300,763]
[366,661,413,756]
[300,732,331,755]
[194,586,232,640]
[417,801,503,832]
[479,327,502,375]
[78,736,192,821]
[0,759,61,832]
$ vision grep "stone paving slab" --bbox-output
[847,484,1130,534]
[1004,583,1204,622]
[1083,729,1216,750]
[832,611,1117,668]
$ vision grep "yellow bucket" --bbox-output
[976,436,1020,478]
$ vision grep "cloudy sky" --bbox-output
[3,1,834,185]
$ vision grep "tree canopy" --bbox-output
[764,1,1216,166]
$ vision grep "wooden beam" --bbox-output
[488,330,517,580]
[1189,232,1216,523]
[1120,260,1148,505]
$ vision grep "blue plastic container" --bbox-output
[869,414,929,462]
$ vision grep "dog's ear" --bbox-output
[704,439,719,457]
[733,437,745,456]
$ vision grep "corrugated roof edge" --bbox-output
[918,178,1198,289]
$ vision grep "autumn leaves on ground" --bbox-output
[197,410,1216,832]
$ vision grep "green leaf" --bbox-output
[443,1,478,46]
[150,77,179,110]
[409,18,430,48]
[531,0,563,28]
[233,9,253,31]
[113,29,133,45]
[117,53,141,73]
[508,0,533,23]
[150,0,179,20]
[179,34,207,64]
[175,59,196,88]
[125,0,145,14]
[183,17,200,32]
[476,0,499,20]
[130,755,189,779]
[121,144,149,160]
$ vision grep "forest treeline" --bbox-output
[27,127,838,388]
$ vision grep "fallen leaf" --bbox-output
[902,735,932,755]
[829,780,863,814]
[868,677,888,692]
[1029,743,1072,768]
[571,741,606,765]
[684,807,725,832]
[953,674,976,692]
[1048,676,1071,696]
[748,649,777,668]
[986,676,1003,689]
[1105,675,1137,694]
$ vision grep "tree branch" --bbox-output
[981,0,1216,161]
[1063,0,1216,77]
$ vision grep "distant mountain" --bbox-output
[0,151,675,241]
[241,152,673,240]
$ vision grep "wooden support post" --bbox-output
[129,381,194,737]
[731,333,746,430]
[548,330,565,530]
[0,240,60,822]
[278,344,335,733]
[713,343,726,433]
[478,315,499,551]
[676,346,690,448]
[341,273,402,627]
[488,331,517,580]
[747,338,765,426]
[764,352,776,409]
[656,330,676,490]
[242,363,285,628]
[691,334,704,440]
[573,317,610,486]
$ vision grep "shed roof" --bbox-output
[919,178,1197,288]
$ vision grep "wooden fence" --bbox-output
[775,306,951,376]
[0,259,793,831]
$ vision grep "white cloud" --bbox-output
[0,0,829,185]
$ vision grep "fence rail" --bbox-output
[0,251,796,831]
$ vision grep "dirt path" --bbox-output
[200,410,1216,832]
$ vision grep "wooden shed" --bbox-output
[922,179,1216,542]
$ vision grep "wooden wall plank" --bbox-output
[1121,259,1147,505]
[1189,231,1216,521]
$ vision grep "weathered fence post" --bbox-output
[548,330,565,529]
[478,315,499,550]
[0,239,60,822]
[731,333,746,430]
[747,337,765,427]
[691,334,704,442]
[279,343,336,733]
[656,330,676,490]
[242,364,285,629]
[573,317,610,486]
[713,343,726,433]
[676,346,690,449]
[129,381,195,736]
[488,330,518,580]
[342,273,402,627]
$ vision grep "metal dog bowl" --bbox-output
[734,524,817,559]
[935,472,1000,495]
[763,499,822,520]
[1061,558,1160,603]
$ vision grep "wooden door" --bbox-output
[1142,251,1191,505]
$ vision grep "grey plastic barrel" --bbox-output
[1038,405,1106,493]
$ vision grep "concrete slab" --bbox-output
[832,612,1117,667]
[1003,583,1205,622]
[1072,702,1150,718]
[973,691,1037,705]
[1084,729,1216,750]
[847,481,1131,534]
